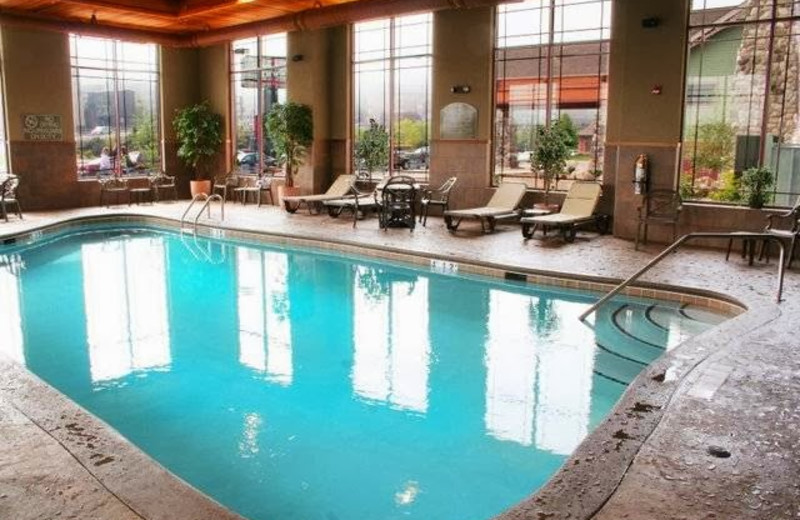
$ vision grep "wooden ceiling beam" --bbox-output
[0,8,184,44]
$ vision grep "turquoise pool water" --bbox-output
[0,225,727,520]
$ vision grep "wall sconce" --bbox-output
[641,17,660,28]
[651,84,663,95]
[450,85,471,94]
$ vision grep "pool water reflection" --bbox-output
[0,227,726,520]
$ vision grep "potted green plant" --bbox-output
[531,123,571,207]
[265,102,313,200]
[740,166,774,209]
[173,101,223,196]
[354,118,389,181]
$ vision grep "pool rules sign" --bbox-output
[22,114,63,141]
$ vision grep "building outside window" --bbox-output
[70,35,161,179]
[494,0,611,189]
[353,14,432,181]
[231,34,287,176]
[683,0,800,207]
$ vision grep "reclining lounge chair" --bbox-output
[520,181,604,242]
[444,182,527,233]
[283,174,355,214]
[324,178,390,227]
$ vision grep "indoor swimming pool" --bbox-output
[0,224,730,520]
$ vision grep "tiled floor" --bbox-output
[1,201,798,520]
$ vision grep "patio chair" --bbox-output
[283,174,356,214]
[98,176,130,207]
[754,196,800,268]
[419,176,457,226]
[0,175,22,222]
[379,175,417,231]
[237,175,274,206]
[520,181,603,242]
[324,178,389,228]
[444,182,527,233]
[150,173,177,202]
[635,189,682,250]
[213,173,239,201]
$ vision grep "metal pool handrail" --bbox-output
[578,232,787,322]
[193,194,225,231]
[180,193,225,231]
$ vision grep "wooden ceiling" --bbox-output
[0,0,363,36]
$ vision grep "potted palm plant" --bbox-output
[173,101,223,196]
[265,102,313,200]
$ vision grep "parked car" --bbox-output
[394,146,429,170]
[89,125,110,136]
[236,150,277,168]
[516,150,532,164]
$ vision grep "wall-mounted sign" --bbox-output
[440,102,478,140]
[22,114,63,141]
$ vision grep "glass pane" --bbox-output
[73,69,117,178]
[497,0,550,48]
[232,38,259,73]
[355,20,390,62]
[681,19,772,202]
[233,71,261,175]
[354,60,390,177]
[495,0,610,188]
[394,57,431,176]
[395,13,432,57]
[71,35,160,179]
[231,34,287,175]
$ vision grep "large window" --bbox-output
[231,34,287,176]
[353,14,432,181]
[71,35,161,179]
[683,0,800,206]
[494,0,611,188]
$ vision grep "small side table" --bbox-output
[520,207,554,238]
[130,187,153,206]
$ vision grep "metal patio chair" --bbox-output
[635,190,682,250]
[0,175,22,221]
[419,176,457,226]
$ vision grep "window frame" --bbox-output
[70,34,162,180]
[491,0,611,190]
[681,1,800,207]
[229,33,287,177]
[352,13,433,182]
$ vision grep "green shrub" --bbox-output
[740,167,774,208]
[709,171,741,203]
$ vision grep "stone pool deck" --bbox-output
[0,201,798,520]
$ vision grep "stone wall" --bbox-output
[734,0,800,141]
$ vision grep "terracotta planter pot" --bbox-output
[277,184,302,213]
[190,180,212,197]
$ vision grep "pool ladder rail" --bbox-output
[179,231,227,264]
[181,193,225,233]
[579,231,788,322]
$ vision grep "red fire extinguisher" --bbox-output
[633,154,648,195]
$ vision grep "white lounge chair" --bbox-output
[444,182,527,233]
[520,181,604,242]
[283,174,356,214]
